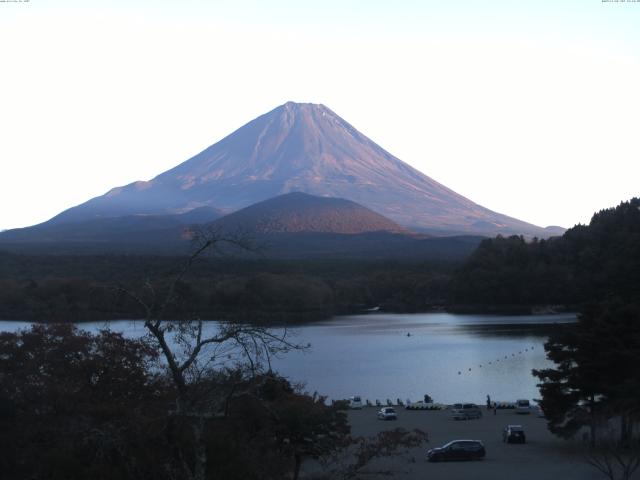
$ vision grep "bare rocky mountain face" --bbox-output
[31,102,559,237]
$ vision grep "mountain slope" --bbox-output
[211,192,409,235]
[0,207,220,244]
[200,193,483,260]
[0,192,485,260]
[36,102,557,237]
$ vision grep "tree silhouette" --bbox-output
[116,228,306,480]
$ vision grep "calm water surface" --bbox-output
[1,312,576,405]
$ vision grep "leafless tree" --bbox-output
[117,227,306,480]
[585,440,640,480]
[312,428,428,480]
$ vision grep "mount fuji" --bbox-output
[6,102,562,243]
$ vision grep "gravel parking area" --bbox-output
[346,407,606,480]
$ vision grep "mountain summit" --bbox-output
[46,102,555,237]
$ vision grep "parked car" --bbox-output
[503,424,526,443]
[377,407,397,420]
[515,399,531,414]
[349,396,363,409]
[427,440,486,462]
[451,403,482,420]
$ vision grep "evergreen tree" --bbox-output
[534,301,640,444]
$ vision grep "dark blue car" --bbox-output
[427,440,486,462]
[503,425,526,443]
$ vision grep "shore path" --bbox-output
[347,407,606,480]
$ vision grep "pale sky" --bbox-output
[1,0,639,231]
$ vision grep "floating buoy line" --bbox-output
[455,345,537,377]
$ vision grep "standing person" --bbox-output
[486,394,491,410]
[494,402,497,415]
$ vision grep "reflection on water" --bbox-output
[457,323,562,338]
[0,312,576,405]
[269,313,576,404]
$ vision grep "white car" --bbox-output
[377,407,397,420]
[349,396,363,409]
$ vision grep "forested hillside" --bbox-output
[3,198,638,322]
[449,198,640,309]
[0,254,454,322]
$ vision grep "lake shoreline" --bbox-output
[0,304,577,326]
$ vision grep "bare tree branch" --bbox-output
[113,226,307,480]
[586,439,640,480]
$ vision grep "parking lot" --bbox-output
[346,407,608,480]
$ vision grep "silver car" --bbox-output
[377,407,398,420]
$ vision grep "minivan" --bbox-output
[451,403,482,420]
[515,399,531,414]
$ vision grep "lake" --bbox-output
[1,312,576,405]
